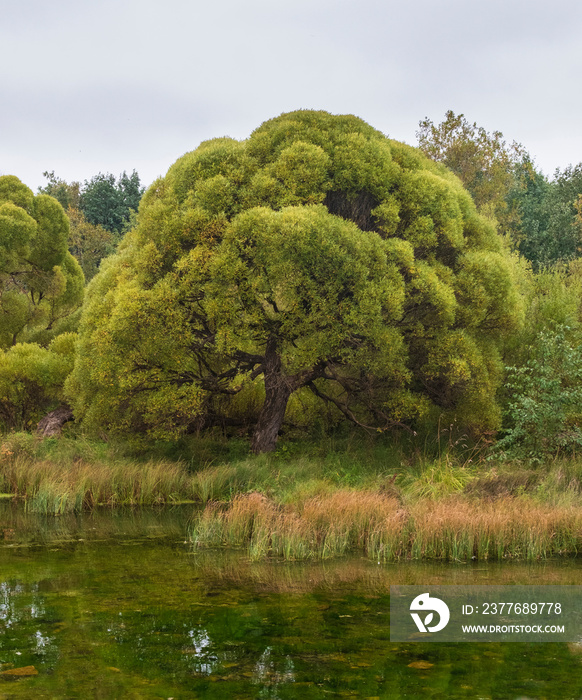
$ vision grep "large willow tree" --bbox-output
[67,111,522,452]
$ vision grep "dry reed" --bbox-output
[409,497,582,560]
[192,489,405,561]
[191,491,582,561]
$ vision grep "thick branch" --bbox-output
[307,381,416,435]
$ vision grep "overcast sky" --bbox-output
[2,0,582,192]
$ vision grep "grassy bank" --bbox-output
[0,432,200,513]
[2,431,582,560]
[0,429,407,512]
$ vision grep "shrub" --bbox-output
[0,335,76,429]
[497,327,582,462]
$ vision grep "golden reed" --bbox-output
[191,490,582,561]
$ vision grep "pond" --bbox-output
[0,503,581,698]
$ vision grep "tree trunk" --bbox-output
[250,339,294,454]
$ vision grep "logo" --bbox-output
[410,593,450,633]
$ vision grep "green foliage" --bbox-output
[416,110,525,230]
[506,159,582,268]
[207,204,405,367]
[0,334,76,429]
[66,206,114,281]
[68,110,522,450]
[393,460,473,500]
[38,171,81,210]
[498,264,582,461]
[0,176,84,427]
[417,111,582,269]
[0,176,84,349]
[39,170,144,274]
[415,112,582,270]
[80,170,144,234]
[501,263,582,376]
[497,327,582,462]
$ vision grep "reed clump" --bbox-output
[408,497,582,560]
[191,491,582,561]
[191,489,405,560]
[192,492,277,552]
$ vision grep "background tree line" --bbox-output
[417,110,582,269]
[417,111,582,460]
[0,170,144,429]
[38,170,144,281]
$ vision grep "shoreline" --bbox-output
[2,431,582,561]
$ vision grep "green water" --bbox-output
[0,504,581,699]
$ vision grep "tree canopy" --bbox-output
[417,110,526,233]
[67,110,523,451]
[0,176,83,429]
[417,111,582,270]
[0,175,84,349]
[65,207,114,282]
[39,169,145,236]
[39,170,144,280]
[38,171,81,211]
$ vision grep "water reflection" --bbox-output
[0,504,579,698]
[253,646,296,697]
[184,627,218,675]
[32,629,53,655]
[0,500,190,546]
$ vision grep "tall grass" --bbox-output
[408,497,581,560]
[191,490,582,562]
[0,431,404,514]
[192,489,406,561]
[0,441,197,514]
[399,458,474,500]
